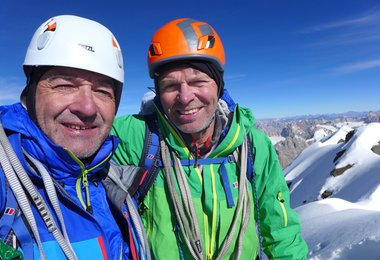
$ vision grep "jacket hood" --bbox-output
[238,105,257,132]
[0,103,118,183]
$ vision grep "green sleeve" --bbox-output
[251,129,308,259]
[111,115,146,166]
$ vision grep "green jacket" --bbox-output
[111,104,308,259]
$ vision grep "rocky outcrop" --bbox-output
[331,164,353,177]
[366,111,380,123]
[371,141,380,156]
[275,137,309,168]
[256,111,380,169]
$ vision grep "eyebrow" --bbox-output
[46,73,114,87]
[159,77,178,85]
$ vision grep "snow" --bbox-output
[269,135,285,145]
[311,128,329,142]
[334,121,366,128]
[316,124,338,133]
[285,122,380,259]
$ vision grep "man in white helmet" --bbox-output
[0,15,149,259]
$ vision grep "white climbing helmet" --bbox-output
[22,15,124,109]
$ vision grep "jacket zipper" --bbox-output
[65,148,112,213]
[277,192,288,227]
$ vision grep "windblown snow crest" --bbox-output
[285,122,380,259]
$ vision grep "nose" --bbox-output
[68,86,97,119]
[176,83,195,104]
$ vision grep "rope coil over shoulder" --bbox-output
[133,114,266,259]
[160,136,252,260]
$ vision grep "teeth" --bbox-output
[68,125,89,130]
[180,108,199,115]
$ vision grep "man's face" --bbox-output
[35,67,116,159]
[158,67,218,136]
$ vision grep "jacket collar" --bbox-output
[0,103,118,182]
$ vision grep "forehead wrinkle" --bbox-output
[43,70,114,87]
[159,68,211,84]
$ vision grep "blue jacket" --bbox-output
[0,103,132,259]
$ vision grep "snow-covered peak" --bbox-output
[285,123,380,206]
[285,122,380,258]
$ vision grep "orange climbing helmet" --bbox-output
[147,18,225,78]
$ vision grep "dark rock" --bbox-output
[321,190,333,199]
[333,149,346,163]
[330,164,353,177]
[371,142,380,156]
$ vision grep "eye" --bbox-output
[50,84,77,93]
[54,84,75,89]
[160,83,179,92]
[189,80,208,87]
[47,78,76,90]
[94,87,115,100]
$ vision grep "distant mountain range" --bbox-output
[259,110,380,121]
[256,110,380,168]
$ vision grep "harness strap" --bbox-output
[23,150,77,259]
[134,116,161,205]
[0,182,17,242]
[0,123,45,259]
[156,155,237,208]
[220,160,235,208]
[0,122,77,260]
[155,155,235,167]
[13,214,33,259]
[125,194,151,260]
[106,163,151,260]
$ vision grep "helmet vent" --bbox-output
[198,35,215,50]
[37,20,57,50]
[149,43,162,57]
[37,31,54,50]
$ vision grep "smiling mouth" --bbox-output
[178,108,200,115]
[64,124,94,130]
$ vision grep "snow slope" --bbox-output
[285,123,380,259]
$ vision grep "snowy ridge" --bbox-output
[284,122,380,259]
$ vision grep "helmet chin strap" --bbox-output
[22,66,52,124]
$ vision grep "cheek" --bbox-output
[35,89,67,110]
[160,94,174,112]
[34,94,53,121]
[104,111,116,124]
[200,90,218,107]
[97,101,116,122]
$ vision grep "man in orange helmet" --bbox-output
[112,18,308,259]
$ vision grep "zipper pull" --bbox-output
[82,170,93,214]
[277,191,285,203]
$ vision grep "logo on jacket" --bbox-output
[4,207,15,215]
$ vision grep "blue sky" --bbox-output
[1,0,379,119]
